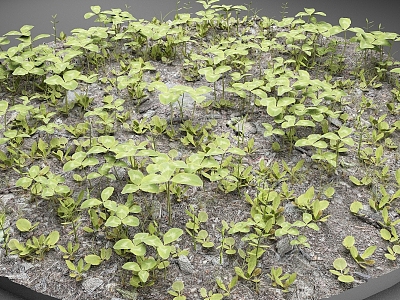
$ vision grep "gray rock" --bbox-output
[142,109,156,119]
[66,90,81,101]
[177,255,195,274]
[276,236,294,257]
[82,277,103,293]
[290,280,315,300]
[1,193,14,206]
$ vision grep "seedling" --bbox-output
[58,241,80,261]
[268,266,297,292]
[84,247,112,265]
[185,205,209,248]
[168,280,186,300]
[8,230,60,261]
[385,245,400,261]
[293,186,331,222]
[330,257,355,283]
[380,226,399,244]
[15,218,39,232]
[342,236,376,268]
[200,275,238,299]
[65,258,91,281]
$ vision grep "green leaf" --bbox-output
[47,231,60,245]
[339,18,351,30]
[113,239,135,250]
[87,146,107,154]
[330,269,342,276]
[80,198,102,209]
[342,236,355,248]
[84,254,102,265]
[349,176,361,186]
[171,173,203,186]
[350,201,363,214]
[63,160,81,172]
[324,187,335,198]
[101,187,114,202]
[307,223,319,231]
[157,245,172,259]
[122,216,139,227]
[122,261,141,272]
[105,216,121,227]
[122,184,140,194]
[65,260,76,271]
[15,177,33,189]
[380,228,391,241]
[172,280,185,292]
[333,257,347,271]
[198,211,208,223]
[362,245,376,258]
[338,126,353,138]
[142,174,166,185]
[44,74,63,86]
[138,270,149,283]
[338,275,354,283]
[163,228,184,245]
[16,218,32,232]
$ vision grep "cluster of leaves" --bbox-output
[0,0,400,298]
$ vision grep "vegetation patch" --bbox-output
[0,1,400,299]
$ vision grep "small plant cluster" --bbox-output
[1,0,400,298]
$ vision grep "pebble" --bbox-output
[82,277,103,293]
[177,255,195,274]
[290,280,315,300]
[276,236,294,257]
[142,109,156,119]
[1,193,14,206]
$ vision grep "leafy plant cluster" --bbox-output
[1,0,400,298]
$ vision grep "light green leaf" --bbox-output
[339,18,351,30]
[80,198,102,209]
[122,261,141,272]
[15,177,33,189]
[362,245,376,259]
[105,216,121,227]
[138,270,149,282]
[157,245,172,259]
[63,70,81,82]
[171,173,203,186]
[101,187,114,202]
[342,236,355,248]
[350,201,363,214]
[16,218,32,232]
[380,228,391,241]
[164,228,184,245]
[338,275,354,283]
[172,280,185,292]
[338,126,353,138]
[47,231,60,245]
[84,254,102,265]
[113,239,135,250]
[122,216,139,227]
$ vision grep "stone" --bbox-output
[82,277,103,293]
[290,280,315,300]
[177,255,195,274]
[276,236,294,257]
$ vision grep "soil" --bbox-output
[0,13,400,300]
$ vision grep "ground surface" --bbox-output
[0,7,400,300]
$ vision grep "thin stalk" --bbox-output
[166,181,171,225]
